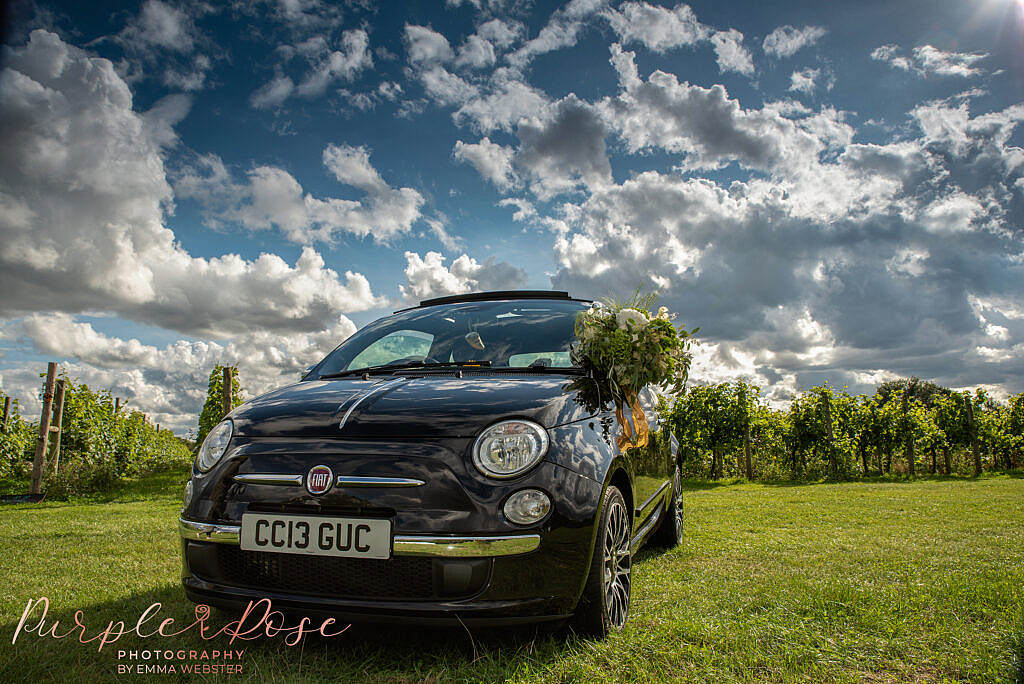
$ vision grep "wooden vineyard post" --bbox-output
[965,396,981,476]
[50,380,66,472]
[30,362,57,495]
[744,421,753,480]
[824,397,836,478]
[115,397,121,414]
[2,396,10,434]
[222,367,233,419]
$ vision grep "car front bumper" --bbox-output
[179,521,588,625]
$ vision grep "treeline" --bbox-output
[1,372,192,498]
[665,379,1024,481]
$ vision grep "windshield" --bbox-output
[311,299,589,377]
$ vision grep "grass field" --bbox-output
[0,470,1021,682]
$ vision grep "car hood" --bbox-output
[229,373,598,439]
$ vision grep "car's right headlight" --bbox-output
[196,420,233,472]
[472,419,549,479]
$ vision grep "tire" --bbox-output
[652,464,684,548]
[573,486,632,637]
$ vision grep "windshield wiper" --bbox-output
[318,360,492,379]
[496,365,585,374]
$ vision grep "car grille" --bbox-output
[215,546,435,600]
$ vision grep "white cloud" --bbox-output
[602,2,709,53]
[918,191,984,233]
[399,251,528,302]
[872,43,987,77]
[455,34,497,69]
[710,29,754,76]
[13,313,359,431]
[535,51,1024,399]
[762,25,826,58]
[0,30,384,338]
[176,145,426,244]
[250,29,372,108]
[913,45,986,77]
[417,64,480,106]
[250,72,295,108]
[599,46,832,172]
[507,0,607,69]
[114,0,214,91]
[788,67,820,94]
[405,25,454,65]
[453,138,518,190]
[453,70,550,132]
[118,0,198,53]
[476,18,524,50]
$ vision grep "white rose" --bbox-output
[616,308,648,329]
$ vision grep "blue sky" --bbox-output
[1,0,1022,432]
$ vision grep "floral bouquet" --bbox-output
[571,292,695,450]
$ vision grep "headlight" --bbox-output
[472,419,549,479]
[503,489,551,525]
[196,420,233,472]
[181,479,194,513]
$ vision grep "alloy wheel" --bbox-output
[602,499,631,628]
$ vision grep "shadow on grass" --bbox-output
[0,467,189,510]
[0,583,580,681]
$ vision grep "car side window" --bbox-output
[347,330,434,369]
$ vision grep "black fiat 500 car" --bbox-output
[180,290,683,635]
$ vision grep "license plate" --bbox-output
[240,513,391,559]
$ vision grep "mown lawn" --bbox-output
[0,471,1021,682]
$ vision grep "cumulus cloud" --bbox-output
[13,313,358,431]
[599,45,841,174]
[399,251,528,302]
[405,24,454,65]
[175,144,426,244]
[0,30,384,339]
[453,69,550,131]
[516,95,612,198]
[871,44,987,77]
[453,137,518,190]
[535,43,1024,399]
[602,2,709,52]
[762,25,826,58]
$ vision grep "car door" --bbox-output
[629,386,672,536]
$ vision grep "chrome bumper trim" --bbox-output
[178,518,539,557]
[337,476,425,487]
[231,474,425,488]
[233,474,303,486]
[391,534,540,557]
[179,518,242,544]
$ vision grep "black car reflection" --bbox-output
[179,290,684,636]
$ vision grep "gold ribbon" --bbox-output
[615,388,649,451]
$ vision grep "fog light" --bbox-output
[182,480,194,514]
[503,489,551,525]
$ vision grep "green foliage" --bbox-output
[571,291,695,401]
[1,372,192,498]
[0,391,35,478]
[665,379,1024,481]
[196,365,245,446]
